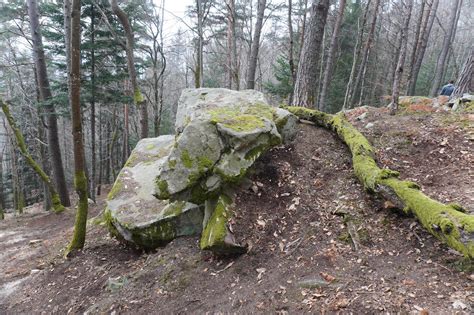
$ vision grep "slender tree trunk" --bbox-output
[349,0,380,107]
[343,0,371,110]
[110,0,148,138]
[247,0,266,89]
[1,99,65,212]
[298,0,308,60]
[122,103,129,165]
[288,0,296,104]
[405,0,426,93]
[0,147,4,220]
[67,0,89,255]
[97,105,103,196]
[292,0,330,107]
[429,0,462,96]
[430,0,462,97]
[390,0,414,114]
[319,0,346,111]
[89,3,96,201]
[156,1,166,134]
[195,0,204,88]
[226,0,235,89]
[27,0,70,207]
[407,0,439,95]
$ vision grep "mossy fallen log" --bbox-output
[285,106,474,258]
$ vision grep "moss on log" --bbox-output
[285,106,474,258]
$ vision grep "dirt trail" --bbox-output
[1,121,473,313]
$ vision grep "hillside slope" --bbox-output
[1,109,473,313]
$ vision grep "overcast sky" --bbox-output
[157,0,194,44]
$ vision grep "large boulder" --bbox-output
[106,88,297,254]
[175,88,268,132]
[104,136,204,249]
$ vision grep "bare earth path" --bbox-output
[0,116,473,313]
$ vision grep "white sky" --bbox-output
[155,0,194,45]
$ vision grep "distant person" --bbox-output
[440,80,455,96]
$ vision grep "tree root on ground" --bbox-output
[285,106,474,258]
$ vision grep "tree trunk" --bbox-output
[27,0,71,207]
[390,0,414,115]
[292,0,330,107]
[195,0,204,88]
[407,0,439,96]
[452,50,473,98]
[429,0,462,96]
[0,148,4,220]
[97,104,103,196]
[1,99,65,213]
[288,0,296,104]
[110,0,148,138]
[246,0,266,89]
[349,0,380,108]
[226,0,235,89]
[318,0,346,111]
[67,0,89,255]
[122,103,129,165]
[343,0,371,110]
[89,3,96,201]
[405,0,426,94]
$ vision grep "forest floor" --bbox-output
[0,107,473,314]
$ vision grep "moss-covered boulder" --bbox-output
[155,89,296,205]
[107,89,296,254]
[105,136,204,248]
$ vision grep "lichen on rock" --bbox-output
[106,88,297,254]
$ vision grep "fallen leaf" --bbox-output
[320,272,336,283]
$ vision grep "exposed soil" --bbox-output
[1,110,473,314]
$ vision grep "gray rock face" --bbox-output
[105,136,204,248]
[175,88,268,132]
[106,88,297,253]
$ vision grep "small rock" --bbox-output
[87,198,95,205]
[356,112,368,121]
[364,122,374,129]
[452,300,467,310]
[106,276,128,292]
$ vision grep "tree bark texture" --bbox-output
[292,0,330,107]
[286,106,474,258]
[27,0,71,207]
[246,0,266,89]
[67,0,89,254]
[318,0,346,111]
[288,0,296,104]
[452,50,473,98]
